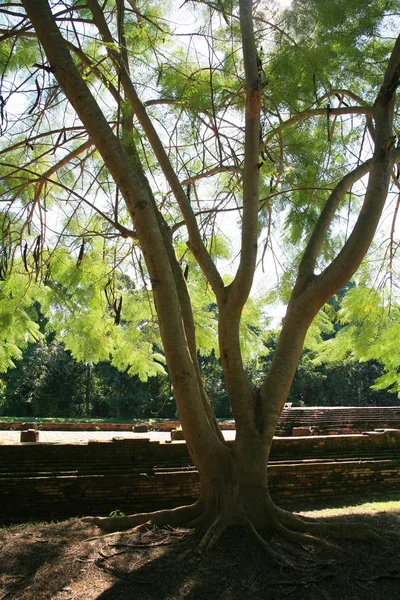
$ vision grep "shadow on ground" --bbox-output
[1,508,400,600]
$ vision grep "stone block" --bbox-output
[292,427,312,437]
[171,429,185,441]
[20,429,39,442]
[21,422,38,430]
[133,424,149,432]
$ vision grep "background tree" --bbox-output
[0,338,176,419]
[287,283,400,407]
[0,0,399,552]
[0,339,91,417]
[315,284,400,398]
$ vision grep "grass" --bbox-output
[0,416,167,424]
[0,417,232,424]
[306,493,400,517]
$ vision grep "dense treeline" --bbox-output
[1,285,398,420]
[0,339,174,420]
[1,335,397,421]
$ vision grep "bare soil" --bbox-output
[1,505,399,600]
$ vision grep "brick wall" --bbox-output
[1,431,400,522]
[0,420,181,431]
[2,406,400,435]
[275,406,400,436]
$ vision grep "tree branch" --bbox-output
[310,35,400,303]
[21,0,227,467]
[0,126,87,157]
[294,157,374,293]
[86,0,225,299]
[216,0,262,435]
[266,106,374,143]
[259,33,400,442]
[228,0,261,306]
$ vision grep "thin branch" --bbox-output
[216,0,262,434]
[1,160,136,240]
[86,0,225,298]
[47,177,137,239]
[228,0,261,304]
[266,106,373,142]
[181,165,242,185]
[311,36,400,302]
[23,138,96,236]
[0,126,87,156]
[295,157,374,292]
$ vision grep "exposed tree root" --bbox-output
[198,516,226,552]
[273,521,331,548]
[177,516,228,561]
[246,520,289,564]
[308,522,387,544]
[187,504,217,531]
[84,495,391,560]
[274,505,388,544]
[82,500,202,533]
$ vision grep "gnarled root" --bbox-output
[246,519,290,563]
[84,495,391,558]
[198,516,226,552]
[273,505,388,544]
[273,521,332,548]
[82,500,203,534]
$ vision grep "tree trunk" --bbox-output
[85,363,91,418]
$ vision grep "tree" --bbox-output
[286,284,400,407]
[315,284,400,399]
[0,334,175,419]
[1,0,399,551]
[0,339,92,417]
[92,361,174,419]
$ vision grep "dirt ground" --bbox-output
[1,504,400,600]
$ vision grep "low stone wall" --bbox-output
[0,420,181,432]
[1,430,400,522]
[270,459,400,506]
[2,406,400,436]
[1,429,398,471]
[271,429,400,460]
[1,471,201,522]
[3,459,400,522]
[275,406,400,436]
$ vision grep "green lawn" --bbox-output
[0,416,148,424]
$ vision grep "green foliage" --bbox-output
[92,361,174,419]
[109,509,126,518]
[259,0,399,284]
[312,285,400,398]
[1,36,41,72]
[0,0,398,423]
[199,351,230,418]
[0,339,90,417]
[1,290,397,419]
[0,335,174,420]
[270,0,397,106]
[0,270,43,372]
[38,244,167,381]
[245,328,398,408]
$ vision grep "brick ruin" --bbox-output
[1,422,400,523]
[275,406,400,436]
[3,406,400,435]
